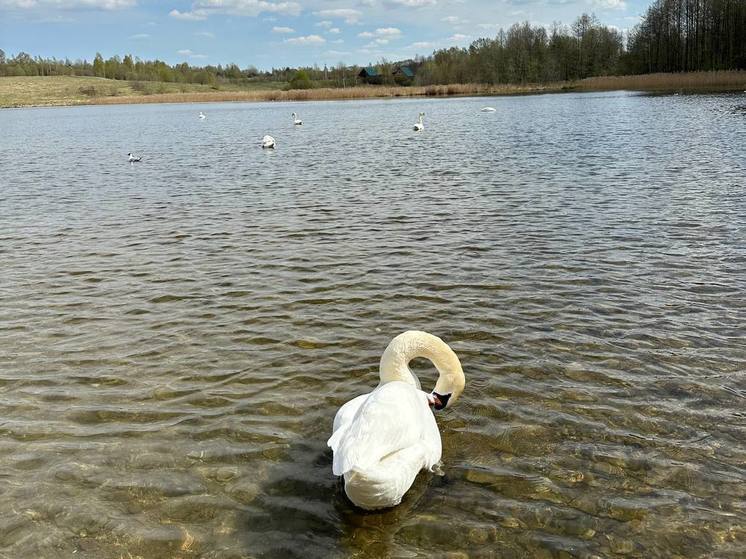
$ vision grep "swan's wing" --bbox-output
[329,382,431,476]
[331,393,369,434]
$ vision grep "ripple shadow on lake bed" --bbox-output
[0,91,745,558]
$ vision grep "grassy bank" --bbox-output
[0,75,285,108]
[1,71,744,109]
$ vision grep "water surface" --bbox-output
[1,92,745,558]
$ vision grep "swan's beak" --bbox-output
[428,392,451,410]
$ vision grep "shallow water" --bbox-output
[1,91,745,558]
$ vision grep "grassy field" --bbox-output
[0,76,286,108]
[1,71,744,108]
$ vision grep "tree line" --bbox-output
[415,15,625,85]
[625,0,746,73]
[0,49,360,88]
[0,0,743,87]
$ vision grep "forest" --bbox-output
[0,0,743,87]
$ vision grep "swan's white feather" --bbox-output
[328,381,440,478]
[331,393,368,434]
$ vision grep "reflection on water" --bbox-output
[1,91,745,558]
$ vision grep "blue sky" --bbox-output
[1,0,649,70]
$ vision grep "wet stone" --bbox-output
[608,536,636,555]
[226,479,260,504]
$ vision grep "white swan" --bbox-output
[127,152,142,163]
[480,107,496,112]
[292,112,303,125]
[328,330,465,510]
[199,111,206,119]
[261,135,275,149]
[413,112,424,131]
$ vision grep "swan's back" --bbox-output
[328,381,440,508]
[328,381,440,491]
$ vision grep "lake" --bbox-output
[1,92,745,558]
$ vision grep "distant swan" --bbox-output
[261,135,276,149]
[199,111,206,119]
[292,112,303,125]
[413,112,424,131]
[127,152,142,163]
[481,107,496,112]
[328,330,466,510]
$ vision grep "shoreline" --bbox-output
[1,71,744,109]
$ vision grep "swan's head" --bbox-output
[379,330,465,410]
[429,351,465,410]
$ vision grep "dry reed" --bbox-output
[85,82,558,106]
[577,70,746,92]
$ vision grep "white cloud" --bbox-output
[375,27,401,36]
[169,9,207,20]
[272,25,295,33]
[315,19,333,28]
[358,27,401,39]
[448,33,469,41]
[194,31,214,37]
[196,0,300,16]
[285,34,326,45]
[1,0,135,9]
[313,8,362,24]
[171,0,301,21]
[177,48,208,59]
[591,0,626,8]
[324,49,350,56]
[128,33,149,39]
[409,41,434,49]
[385,0,435,6]
[327,27,340,34]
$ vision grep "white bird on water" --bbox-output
[199,111,206,119]
[127,152,142,163]
[481,107,496,112]
[413,112,425,131]
[292,112,303,125]
[328,330,466,510]
[261,135,276,149]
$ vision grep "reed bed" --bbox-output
[86,82,559,106]
[577,70,746,92]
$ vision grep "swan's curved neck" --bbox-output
[379,331,464,403]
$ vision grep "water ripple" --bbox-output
[0,92,744,558]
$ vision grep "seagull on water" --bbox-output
[199,111,206,119]
[481,107,496,112]
[127,152,142,163]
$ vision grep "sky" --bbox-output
[0,0,649,70]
